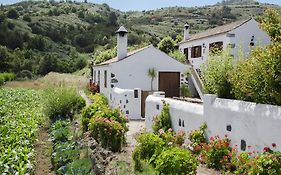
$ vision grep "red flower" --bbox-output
[225,134,228,138]
[263,147,270,152]
[210,137,214,141]
[272,143,277,148]
[247,145,252,149]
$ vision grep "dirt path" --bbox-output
[79,92,221,174]
[34,121,55,175]
[79,90,92,106]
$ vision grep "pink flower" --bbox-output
[159,129,165,135]
[272,143,277,148]
[210,137,214,141]
[168,128,173,132]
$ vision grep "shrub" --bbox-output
[248,151,281,175]
[180,84,191,97]
[202,49,234,98]
[0,72,16,85]
[188,123,207,154]
[201,136,232,170]
[89,117,126,152]
[133,132,165,171]
[81,94,108,131]
[153,101,172,133]
[233,145,281,175]
[158,128,186,147]
[81,93,128,132]
[169,50,186,64]
[23,15,31,22]
[43,87,86,120]
[155,147,199,175]
[230,44,281,105]
[7,9,19,19]
[157,36,175,54]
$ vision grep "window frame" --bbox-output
[191,45,202,58]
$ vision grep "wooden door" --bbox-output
[158,72,180,98]
[141,91,150,118]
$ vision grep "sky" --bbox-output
[0,0,280,11]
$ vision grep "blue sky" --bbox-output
[0,0,280,11]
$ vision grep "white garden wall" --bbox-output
[110,87,141,120]
[146,93,281,152]
[204,94,281,153]
[145,92,204,133]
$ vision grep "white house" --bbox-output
[92,26,187,119]
[178,18,271,70]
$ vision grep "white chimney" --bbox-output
[116,26,128,60]
[184,23,190,41]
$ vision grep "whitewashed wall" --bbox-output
[178,19,271,70]
[204,94,281,153]
[145,93,204,133]
[110,87,142,120]
[146,93,281,152]
[111,46,188,91]
[179,33,228,69]
[230,19,271,58]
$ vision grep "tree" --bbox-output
[202,49,234,98]
[169,50,186,64]
[39,54,58,75]
[23,15,31,22]
[148,68,157,91]
[260,8,281,43]
[157,36,175,54]
[7,9,19,19]
[0,13,6,24]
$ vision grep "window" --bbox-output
[191,46,202,58]
[98,70,100,85]
[184,48,189,61]
[209,41,223,54]
[134,89,138,98]
[104,70,107,88]
[93,71,96,82]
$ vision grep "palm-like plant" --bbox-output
[148,68,157,91]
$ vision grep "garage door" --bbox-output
[158,72,180,98]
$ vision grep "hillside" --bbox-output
[0,0,280,78]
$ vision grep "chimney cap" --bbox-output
[116,26,128,34]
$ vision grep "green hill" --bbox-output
[0,0,279,78]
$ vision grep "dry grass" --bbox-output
[4,72,88,90]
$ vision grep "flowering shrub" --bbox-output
[153,101,172,133]
[233,144,281,175]
[84,93,128,152]
[188,123,207,154]
[132,133,165,171]
[248,151,281,175]
[158,128,186,147]
[155,147,199,175]
[89,117,126,152]
[201,135,232,170]
[81,93,108,131]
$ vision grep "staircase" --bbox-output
[189,67,204,99]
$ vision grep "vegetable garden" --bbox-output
[0,89,43,174]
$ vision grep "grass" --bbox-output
[4,72,88,90]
